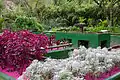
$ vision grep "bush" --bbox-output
[12,16,43,32]
[86,26,120,33]
[0,30,48,74]
[86,26,107,32]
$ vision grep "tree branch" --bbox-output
[112,0,120,6]
[34,0,39,10]
[93,0,100,5]
[93,0,102,8]
[24,0,32,10]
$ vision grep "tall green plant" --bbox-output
[93,0,120,27]
[79,17,86,23]
[12,16,43,32]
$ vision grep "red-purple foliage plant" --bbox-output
[0,30,49,74]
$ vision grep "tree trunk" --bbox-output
[109,8,113,27]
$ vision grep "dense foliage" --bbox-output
[0,0,120,32]
[13,16,43,31]
[0,30,48,74]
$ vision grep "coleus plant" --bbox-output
[0,29,49,74]
[49,35,56,46]
[49,35,69,46]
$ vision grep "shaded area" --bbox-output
[78,40,89,48]
[101,40,107,48]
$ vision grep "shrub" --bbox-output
[12,16,43,32]
[0,30,48,74]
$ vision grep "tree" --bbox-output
[93,0,120,27]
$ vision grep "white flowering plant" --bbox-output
[18,46,120,80]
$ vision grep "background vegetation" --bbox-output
[0,0,120,33]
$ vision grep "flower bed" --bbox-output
[0,30,73,79]
[18,46,120,80]
[0,30,50,73]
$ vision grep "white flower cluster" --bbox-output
[18,46,120,80]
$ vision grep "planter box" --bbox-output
[105,72,120,80]
[45,48,74,59]
[0,72,15,80]
[55,32,110,48]
[33,31,111,48]
[110,35,120,46]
